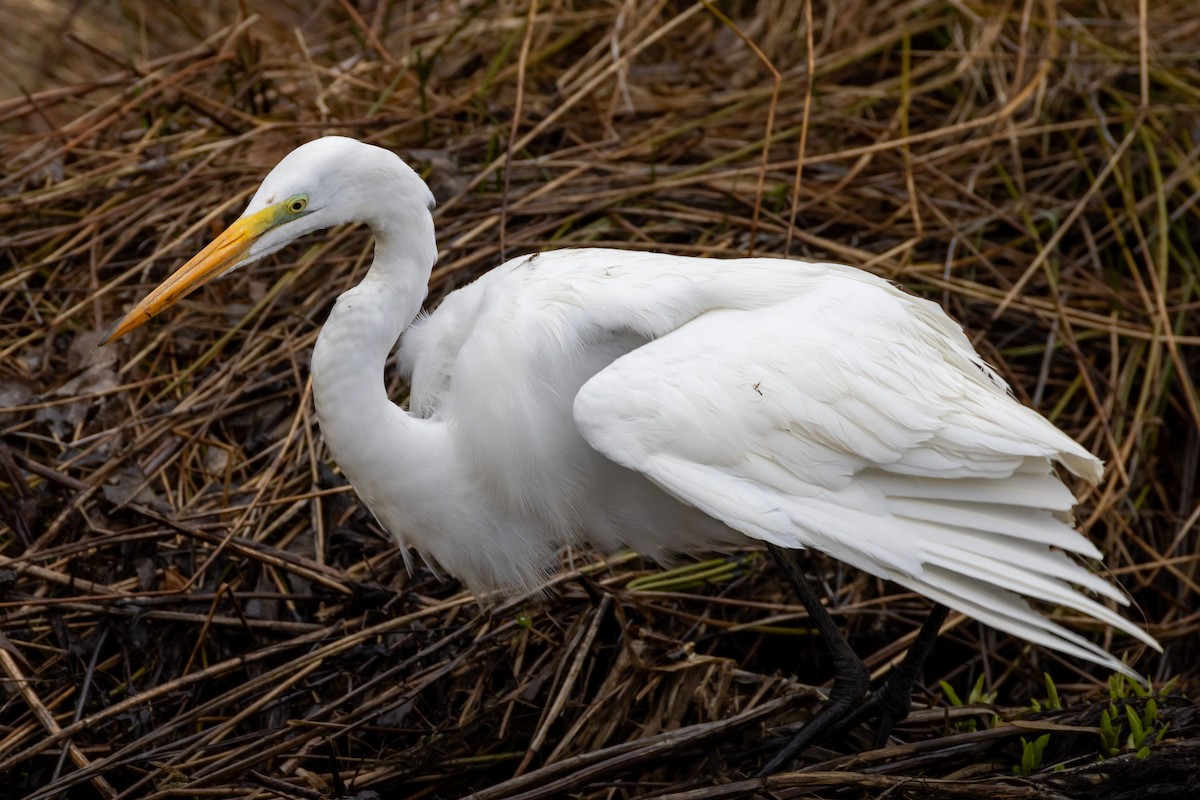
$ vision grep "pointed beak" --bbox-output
[101,205,281,345]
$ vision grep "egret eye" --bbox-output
[286,195,308,214]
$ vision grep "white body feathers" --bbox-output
[244,137,1156,678]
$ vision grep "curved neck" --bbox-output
[312,220,433,391]
[353,207,438,340]
[309,212,447,521]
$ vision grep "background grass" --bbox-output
[1,1,1198,798]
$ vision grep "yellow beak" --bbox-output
[102,205,281,344]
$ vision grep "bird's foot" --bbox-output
[827,677,915,749]
[759,547,947,774]
[757,656,870,776]
[830,604,950,749]
[758,604,950,774]
[757,675,913,776]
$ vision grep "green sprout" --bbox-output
[1030,672,1063,712]
[939,674,997,732]
[1013,733,1052,777]
[1098,673,1176,759]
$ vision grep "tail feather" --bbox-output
[874,459,1160,675]
[888,497,1101,557]
[905,521,1123,602]
[868,468,1077,510]
[899,567,1145,679]
[923,547,1156,649]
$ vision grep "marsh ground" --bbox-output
[1,1,1197,797]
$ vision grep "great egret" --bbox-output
[104,136,1157,762]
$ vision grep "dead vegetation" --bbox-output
[1,1,1198,798]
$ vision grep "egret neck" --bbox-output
[310,210,450,534]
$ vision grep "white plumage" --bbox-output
[106,136,1158,681]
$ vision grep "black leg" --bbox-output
[759,547,950,772]
[828,603,949,747]
[758,545,870,776]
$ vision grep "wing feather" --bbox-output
[400,248,1152,672]
[573,264,1154,674]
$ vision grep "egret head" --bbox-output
[102,136,435,344]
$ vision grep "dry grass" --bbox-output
[1,1,1198,798]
